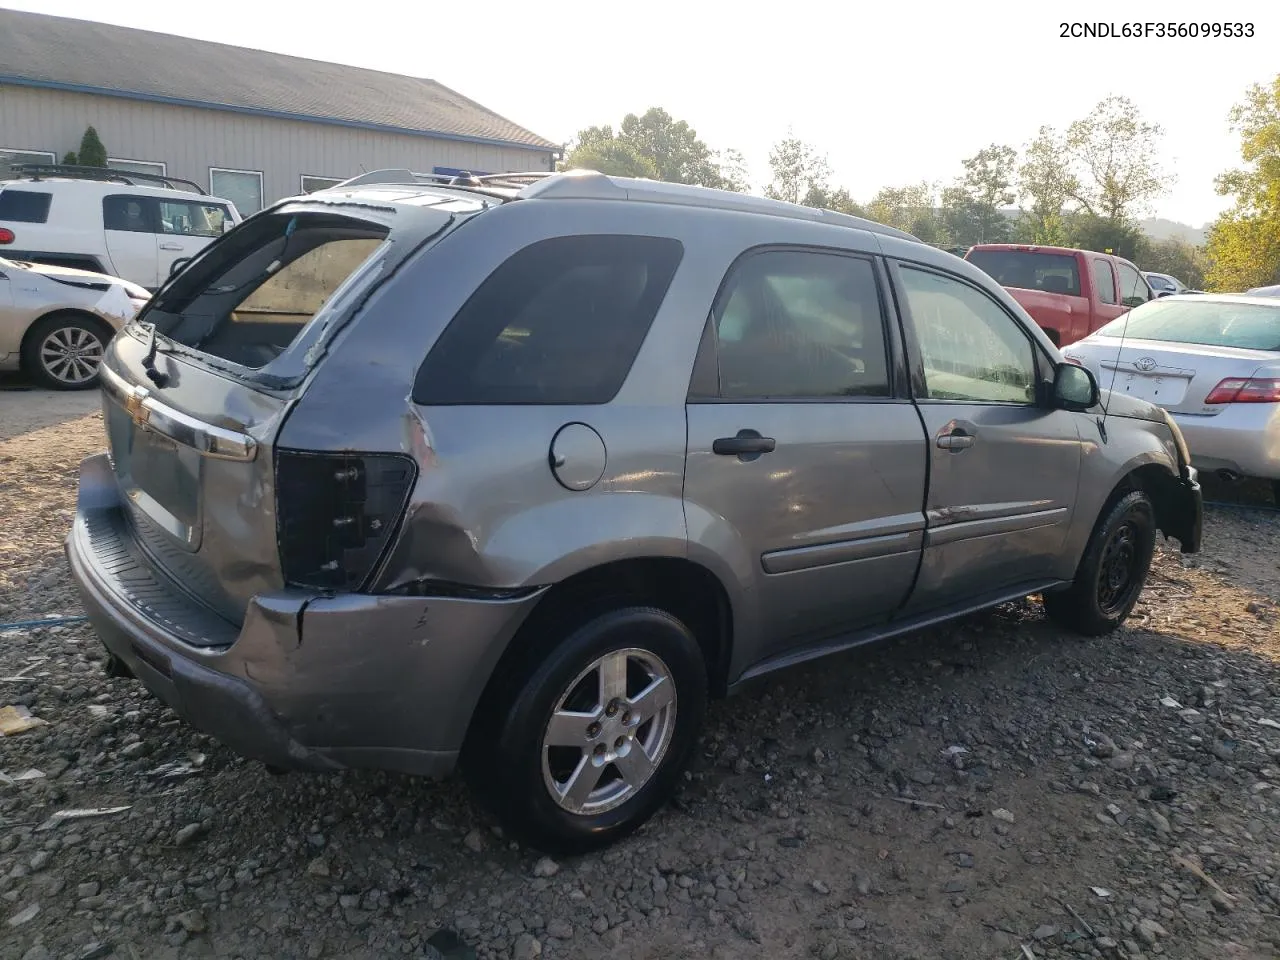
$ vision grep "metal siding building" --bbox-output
[0,10,558,214]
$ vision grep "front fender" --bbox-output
[1061,414,1199,575]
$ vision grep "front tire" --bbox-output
[464,605,708,856]
[22,313,111,390]
[1044,489,1156,636]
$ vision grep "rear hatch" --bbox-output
[1065,298,1280,416]
[97,191,472,627]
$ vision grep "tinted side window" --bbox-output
[898,266,1037,404]
[1092,259,1117,304]
[414,235,684,405]
[103,195,156,233]
[1116,262,1149,307]
[159,201,230,237]
[0,189,52,223]
[712,250,890,399]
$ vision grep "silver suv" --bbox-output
[67,170,1203,854]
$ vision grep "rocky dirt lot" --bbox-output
[1,386,1279,960]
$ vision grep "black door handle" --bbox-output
[713,429,776,461]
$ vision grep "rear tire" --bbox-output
[463,605,708,856]
[1043,489,1156,636]
[22,312,112,390]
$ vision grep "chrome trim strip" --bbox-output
[99,364,257,462]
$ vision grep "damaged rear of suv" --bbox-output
[68,169,1201,855]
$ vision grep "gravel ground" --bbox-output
[2,395,1279,960]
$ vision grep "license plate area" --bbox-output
[106,395,204,550]
[1119,372,1189,407]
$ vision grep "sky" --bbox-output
[5,0,1277,227]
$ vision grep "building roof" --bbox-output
[0,9,558,153]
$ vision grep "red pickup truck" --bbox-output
[964,244,1155,347]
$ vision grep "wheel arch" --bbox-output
[1114,461,1197,550]
[461,555,736,760]
[19,308,118,377]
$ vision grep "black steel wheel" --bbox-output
[1044,489,1156,636]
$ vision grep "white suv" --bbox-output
[0,167,242,291]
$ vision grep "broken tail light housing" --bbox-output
[275,450,417,591]
[1203,378,1280,404]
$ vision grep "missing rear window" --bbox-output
[148,212,388,370]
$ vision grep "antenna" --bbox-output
[1098,265,1149,431]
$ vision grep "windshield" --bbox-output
[966,250,1081,296]
[1094,298,1280,351]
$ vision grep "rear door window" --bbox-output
[0,189,53,223]
[414,235,684,405]
[158,200,231,237]
[1092,260,1117,304]
[103,195,159,233]
[707,249,891,399]
[1116,262,1150,308]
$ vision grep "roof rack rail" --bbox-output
[12,163,207,195]
[334,168,556,191]
[516,171,921,243]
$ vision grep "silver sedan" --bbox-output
[0,256,149,389]
[1064,294,1280,498]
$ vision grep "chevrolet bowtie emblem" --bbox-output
[124,391,150,425]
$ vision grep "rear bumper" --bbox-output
[66,452,543,777]
[1172,408,1280,481]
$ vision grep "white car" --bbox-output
[1064,294,1280,500]
[0,166,241,292]
[1,255,149,389]
[1143,271,1189,296]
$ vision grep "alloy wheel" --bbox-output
[39,326,104,387]
[540,647,677,816]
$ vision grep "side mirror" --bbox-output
[1053,362,1099,411]
[222,219,235,234]
[169,256,192,278]
[1155,290,1173,298]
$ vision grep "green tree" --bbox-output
[715,148,751,193]
[940,144,1020,246]
[765,135,832,205]
[560,110,743,188]
[1063,96,1170,222]
[1016,126,1075,244]
[1205,76,1280,291]
[562,129,658,179]
[866,183,939,239]
[1065,213,1145,260]
[61,151,78,165]
[940,186,986,247]
[77,126,107,167]
[617,107,728,187]
[804,185,866,217]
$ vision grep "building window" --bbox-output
[108,158,167,178]
[1,148,55,179]
[210,167,264,216]
[300,175,343,194]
